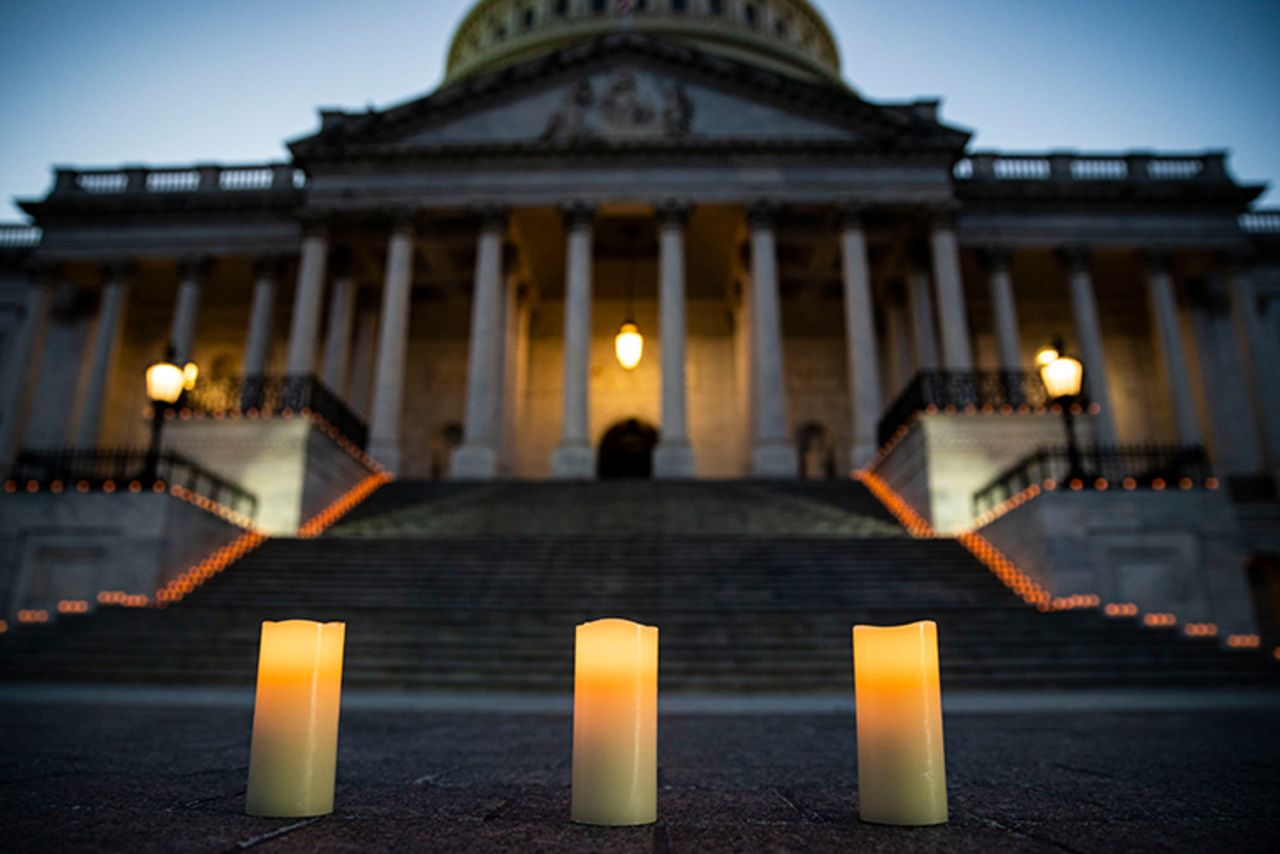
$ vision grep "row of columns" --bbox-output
[3,208,1278,484]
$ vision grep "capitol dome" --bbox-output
[446,0,842,85]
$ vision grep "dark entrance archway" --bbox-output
[597,418,659,480]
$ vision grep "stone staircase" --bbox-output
[1,481,1277,692]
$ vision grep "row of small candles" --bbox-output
[246,617,948,827]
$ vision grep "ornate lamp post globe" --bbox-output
[144,346,188,482]
[1037,337,1086,483]
[614,321,644,371]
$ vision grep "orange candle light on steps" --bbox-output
[852,620,948,826]
[572,617,659,826]
[245,620,346,817]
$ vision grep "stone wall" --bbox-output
[0,492,243,619]
[980,489,1258,637]
[164,419,375,535]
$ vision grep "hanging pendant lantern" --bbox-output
[615,320,644,371]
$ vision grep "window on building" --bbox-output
[775,17,789,38]
[709,0,724,15]
[634,0,649,11]
[554,0,569,16]
[492,24,507,41]
[592,0,607,15]
[521,7,536,30]
[744,3,759,28]
[671,0,688,13]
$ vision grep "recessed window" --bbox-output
[521,8,535,30]
[709,0,724,15]
[671,0,688,13]
[744,3,758,28]
[775,17,789,37]
[492,24,506,41]
[555,0,569,16]
[592,0,607,15]
[634,0,649,11]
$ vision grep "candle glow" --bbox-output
[246,620,346,818]
[853,620,948,826]
[571,617,658,826]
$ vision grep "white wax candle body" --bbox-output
[571,617,659,826]
[853,620,948,826]
[245,620,345,817]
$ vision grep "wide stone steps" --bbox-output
[2,480,1277,691]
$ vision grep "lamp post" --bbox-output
[1036,337,1086,483]
[145,346,186,482]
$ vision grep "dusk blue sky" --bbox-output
[1,0,1277,219]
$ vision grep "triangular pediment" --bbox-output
[291,34,968,159]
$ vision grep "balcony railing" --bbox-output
[1241,209,1280,235]
[0,223,41,249]
[51,163,307,196]
[7,448,257,520]
[185,375,369,450]
[877,371,1057,447]
[953,151,1231,184]
[972,444,1212,517]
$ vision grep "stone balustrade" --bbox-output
[1240,209,1280,234]
[955,151,1230,183]
[51,163,306,196]
[0,224,42,249]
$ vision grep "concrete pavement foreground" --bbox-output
[1,687,1278,853]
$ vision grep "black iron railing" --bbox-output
[972,444,1212,516]
[185,375,369,449]
[8,448,258,520]
[877,371,1061,447]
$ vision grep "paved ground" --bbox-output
[1,689,1279,853]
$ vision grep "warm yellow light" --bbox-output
[614,322,644,371]
[182,361,200,390]
[146,360,185,404]
[1039,353,1084,399]
[1035,344,1059,367]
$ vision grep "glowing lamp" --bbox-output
[146,359,185,404]
[182,361,199,390]
[614,321,644,371]
[1039,351,1083,401]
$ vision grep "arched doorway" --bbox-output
[598,419,658,479]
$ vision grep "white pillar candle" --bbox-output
[245,620,345,817]
[571,618,658,826]
[853,620,948,826]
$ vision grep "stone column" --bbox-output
[346,304,378,418]
[747,203,798,478]
[1144,253,1201,445]
[654,202,696,479]
[1189,280,1263,476]
[453,210,507,480]
[320,264,357,393]
[285,223,329,376]
[170,257,208,362]
[734,276,755,473]
[551,204,596,479]
[984,248,1022,371]
[839,207,882,469]
[1062,248,1117,444]
[884,285,914,396]
[70,264,130,447]
[242,257,279,378]
[1226,254,1280,474]
[369,216,416,472]
[929,213,974,370]
[0,275,54,468]
[908,263,940,371]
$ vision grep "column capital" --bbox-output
[981,247,1013,273]
[1142,250,1174,275]
[101,260,135,286]
[177,256,213,282]
[837,202,869,230]
[656,200,693,229]
[747,200,779,231]
[560,202,596,231]
[253,254,284,279]
[474,205,509,235]
[926,203,960,231]
[299,214,329,240]
[1058,246,1093,274]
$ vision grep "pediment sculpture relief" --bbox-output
[543,70,693,142]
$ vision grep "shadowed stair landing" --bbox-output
[1,481,1276,692]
